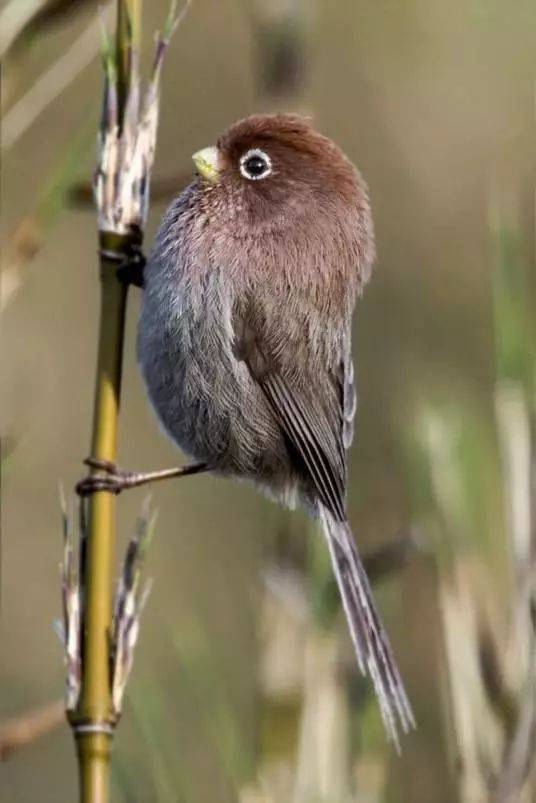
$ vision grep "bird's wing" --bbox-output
[233,299,349,521]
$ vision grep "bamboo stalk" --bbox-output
[62,5,182,793]
[52,3,188,798]
[70,263,129,800]
[67,3,140,801]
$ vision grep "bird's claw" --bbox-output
[76,458,137,496]
[99,232,145,288]
[117,244,145,288]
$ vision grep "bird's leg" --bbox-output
[76,457,209,496]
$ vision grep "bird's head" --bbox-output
[190,114,374,289]
[193,115,363,215]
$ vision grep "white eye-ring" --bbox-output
[239,148,272,181]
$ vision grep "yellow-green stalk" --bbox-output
[70,258,129,800]
[68,3,140,800]
[63,4,181,793]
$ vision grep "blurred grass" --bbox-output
[491,201,534,394]
[1,120,94,311]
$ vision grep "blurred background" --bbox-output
[1,1,536,801]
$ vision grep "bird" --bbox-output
[117,113,413,746]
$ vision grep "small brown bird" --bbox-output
[136,113,414,745]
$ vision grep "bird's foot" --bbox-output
[76,458,141,496]
[116,243,145,288]
[99,225,146,288]
[76,457,209,496]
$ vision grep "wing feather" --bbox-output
[233,302,348,521]
[263,373,346,520]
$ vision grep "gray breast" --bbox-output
[137,249,290,487]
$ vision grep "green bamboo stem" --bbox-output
[68,3,141,800]
[75,731,114,802]
[70,259,128,801]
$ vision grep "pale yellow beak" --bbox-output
[192,145,221,181]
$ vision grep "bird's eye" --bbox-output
[239,148,272,181]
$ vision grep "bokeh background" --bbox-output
[2,1,536,801]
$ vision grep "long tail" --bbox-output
[319,507,415,749]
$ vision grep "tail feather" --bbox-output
[320,508,415,749]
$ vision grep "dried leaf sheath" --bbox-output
[111,500,157,714]
[94,3,185,235]
[60,494,155,722]
[59,488,82,713]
